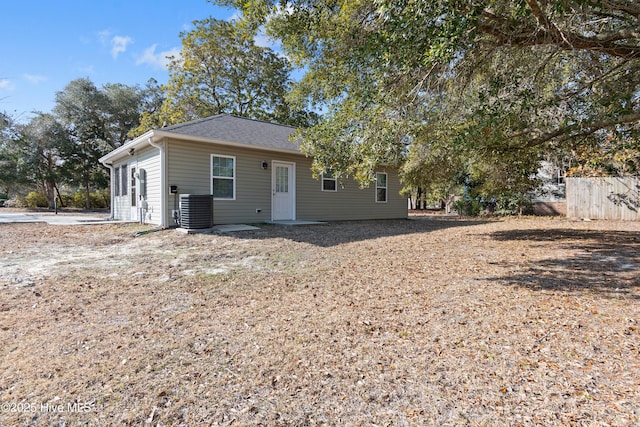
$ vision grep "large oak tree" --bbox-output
[133,18,316,135]
[217,0,640,202]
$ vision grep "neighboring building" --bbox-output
[532,160,567,216]
[99,114,407,227]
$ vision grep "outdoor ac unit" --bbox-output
[179,194,213,229]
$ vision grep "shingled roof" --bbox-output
[162,114,300,153]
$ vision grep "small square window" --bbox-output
[322,170,337,192]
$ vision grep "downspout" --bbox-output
[147,136,167,228]
[100,161,115,220]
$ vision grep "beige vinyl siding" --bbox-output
[167,138,292,224]
[297,163,407,221]
[164,138,406,224]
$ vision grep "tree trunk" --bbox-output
[44,181,56,210]
[54,183,65,208]
[85,181,91,210]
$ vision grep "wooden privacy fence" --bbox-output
[566,177,640,220]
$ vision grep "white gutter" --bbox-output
[147,136,167,228]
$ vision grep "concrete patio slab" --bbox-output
[176,224,261,234]
[269,220,328,226]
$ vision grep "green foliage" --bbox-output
[218,0,640,202]
[453,198,482,217]
[103,82,153,148]
[132,18,315,136]
[70,190,108,209]
[53,78,150,208]
[0,112,25,196]
[15,113,72,208]
[25,191,48,208]
[1,78,151,208]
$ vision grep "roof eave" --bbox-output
[99,130,156,165]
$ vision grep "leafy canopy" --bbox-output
[217,0,640,196]
[133,18,316,136]
[1,78,156,207]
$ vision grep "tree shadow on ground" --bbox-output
[234,216,489,247]
[488,229,640,299]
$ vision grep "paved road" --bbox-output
[0,212,116,225]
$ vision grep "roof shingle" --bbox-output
[162,114,300,153]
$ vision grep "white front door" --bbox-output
[272,161,295,221]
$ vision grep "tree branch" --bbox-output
[479,2,640,59]
[524,0,565,41]
[602,0,640,18]
[522,111,640,148]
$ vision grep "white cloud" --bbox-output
[24,74,47,84]
[254,32,278,49]
[136,44,181,69]
[0,79,14,91]
[227,10,243,22]
[111,35,133,59]
[98,30,112,45]
[78,64,95,75]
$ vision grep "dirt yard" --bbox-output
[1,216,639,426]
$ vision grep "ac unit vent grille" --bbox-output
[180,194,213,229]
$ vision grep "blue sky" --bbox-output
[1,0,239,122]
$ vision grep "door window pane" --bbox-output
[276,166,288,193]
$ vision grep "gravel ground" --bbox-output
[0,216,638,426]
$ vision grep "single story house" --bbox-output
[98,114,407,227]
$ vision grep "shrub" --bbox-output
[25,191,48,208]
[58,194,73,208]
[70,190,109,209]
[453,198,481,216]
[4,196,27,208]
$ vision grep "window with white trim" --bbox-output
[375,172,387,203]
[121,164,128,196]
[321,169,337,192]
[211,154,235,199]
[114,167,121,196]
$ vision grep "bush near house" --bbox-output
[25,191,48,208]
[5,190,110,210]
[71,190,109,209]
